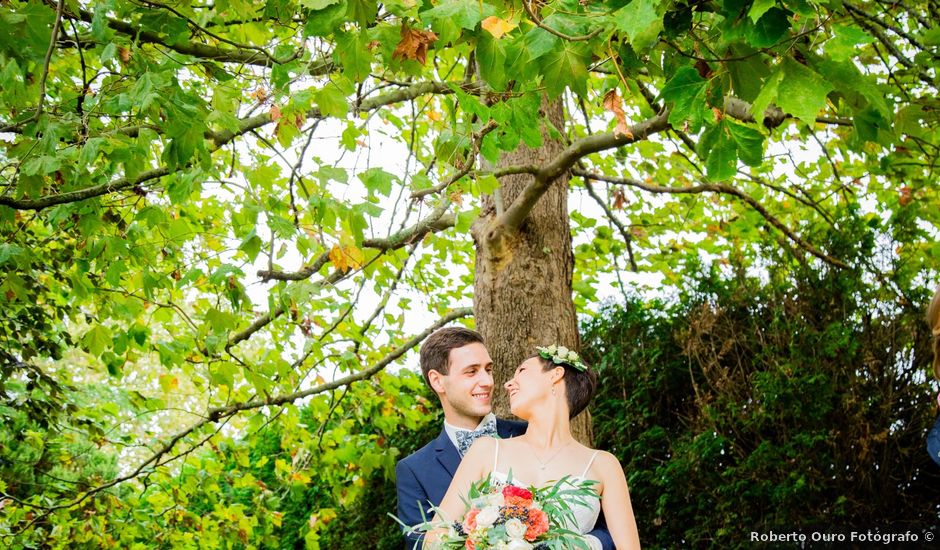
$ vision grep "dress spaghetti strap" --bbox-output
[493,439,500,471]
[581,450,600,477]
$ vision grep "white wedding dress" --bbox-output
[489,441,601,535]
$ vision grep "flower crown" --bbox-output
[536,345,587,372]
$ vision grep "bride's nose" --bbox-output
[504,378,514,390]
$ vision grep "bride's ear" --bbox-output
[550,366,565,384]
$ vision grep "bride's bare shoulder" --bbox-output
[588,449,624,470]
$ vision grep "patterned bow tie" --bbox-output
[455,419,498,456]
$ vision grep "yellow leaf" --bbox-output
[329,244,364,272]
[481,16,517,39]
[158,374,178,392]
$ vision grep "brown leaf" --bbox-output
[694,59,712,78]
[392,24,438,65]
[899,186,913,206]
[251,88,268,104]
[270,104,282,121]
[481,16,517,39]
[603,90,632,138]
[612,188,627,210]
[119,46,131,63]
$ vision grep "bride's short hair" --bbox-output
[535,355,598,418]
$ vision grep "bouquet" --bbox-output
[413,473,598,550]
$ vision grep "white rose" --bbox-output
[567,350,579,361]
[475,505,500,528]
[486,492,504,507]
[506,539,533,550]
[556,346,570,357]
[504,518,527,539]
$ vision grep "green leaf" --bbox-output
[746,7,790,49]
[540,41,591,97]
[658,66,709,132]
[421,0,492,31]
[334,31,372,82]
[346,0,378,27]
[825,23,874,62]
[21,155,60,176]
[747,0,777,23]
[476,34,507,91]
[304,0,347,37]
[82,326,111,356]
[775,58,833,125]
[523,27,559,61]
[614,0,664,52]
[477,174,499,194]
[315,83,349,118]
[359,167,396,197]
[725,121,765,166]
[753,57,832,126]
[300,0,339,8]
[698,120,764,180]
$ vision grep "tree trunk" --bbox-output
[471,96,593,445]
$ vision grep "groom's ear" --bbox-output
[427,369,446,394]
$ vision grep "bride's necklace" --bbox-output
[527,439,574,471]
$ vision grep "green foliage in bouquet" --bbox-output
[414,473,598,550]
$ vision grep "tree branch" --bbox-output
[57,0,316,69]
[522,0,604,42]
[498,113,670,234]
[411,120,499,199]
[0,82,454,211]
[572,169,849,269]
[583,179,638,271]
[10,308,470,526]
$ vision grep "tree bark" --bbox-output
[472,96,593,444]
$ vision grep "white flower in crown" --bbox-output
[504,518,527,539]
[566,350,578,361]
[476,505,499,528]
[546,344,557,354]
[556,345,570,357]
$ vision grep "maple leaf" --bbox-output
[481,16,517,39]
[270,104,282,121]
[119,46,131,63]
[329,244,364,272]
[392,24,438,65]
[612,188,627,210]
[603,90,632,139]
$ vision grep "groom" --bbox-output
[395,327,613,549]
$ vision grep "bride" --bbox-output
[425,346,642,549]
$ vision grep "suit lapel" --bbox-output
[433,429,460,477]
[496,419,525,439]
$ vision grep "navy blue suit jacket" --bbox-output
[395,419,614,550]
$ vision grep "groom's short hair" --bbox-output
[420,327,485,387]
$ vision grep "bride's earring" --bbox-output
[551,384,556,396]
